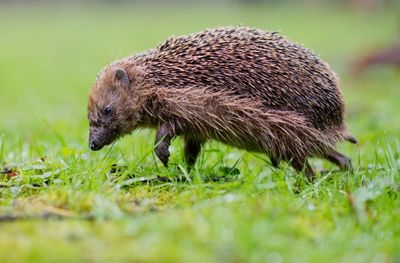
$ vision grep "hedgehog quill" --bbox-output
[88,27,356,179]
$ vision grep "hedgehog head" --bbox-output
[87,64,143,151]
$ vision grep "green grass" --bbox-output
[0,4,399,263]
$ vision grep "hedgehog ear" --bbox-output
[113,68,130,89]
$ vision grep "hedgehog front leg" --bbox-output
[184,137,204,167]
[154,123,175,167]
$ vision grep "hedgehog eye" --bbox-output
[104,106,113,116]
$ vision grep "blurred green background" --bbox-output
[0,1,399,262]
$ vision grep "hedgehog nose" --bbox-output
[89,139,102,151]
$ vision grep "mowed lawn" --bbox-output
[0,5,399,263]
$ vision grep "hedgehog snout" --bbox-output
[89,138,103,151]
[88,127,113,151]
[89,129,104,151]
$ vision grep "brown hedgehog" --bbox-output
[88,26,357,179]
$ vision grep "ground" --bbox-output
[0,5,399,263]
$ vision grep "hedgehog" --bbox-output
[88,26,357,179]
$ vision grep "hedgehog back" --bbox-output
[139,27,344,131]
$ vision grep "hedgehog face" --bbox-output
[88,66,141,151]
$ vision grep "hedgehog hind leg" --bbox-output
[290,158,315,181]
[322,147,353,171]
[270,157,280,168]
[184,137,204,167]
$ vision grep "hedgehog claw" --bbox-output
[324,148,353,171]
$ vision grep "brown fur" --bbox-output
[88,26,356,179]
